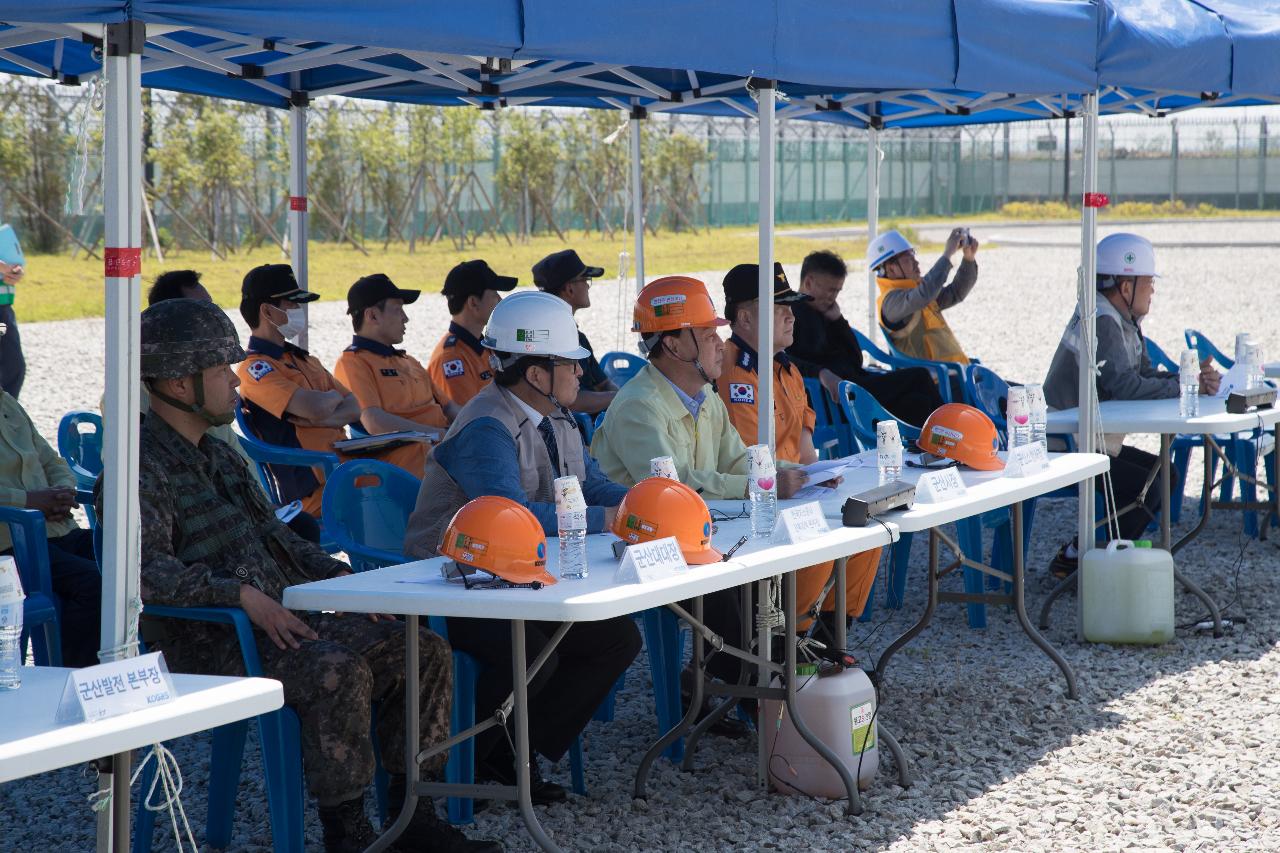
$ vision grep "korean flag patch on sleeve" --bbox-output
[729,382,755,404]
[443,358,466,379]
[247,360,274,381]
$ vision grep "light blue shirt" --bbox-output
[659,371,706,419]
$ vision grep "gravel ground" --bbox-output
[4,219,1280,851]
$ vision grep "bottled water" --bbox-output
[876,420,902,484]
[1006,386,1032,448]
[1025,383,1048,451]
[0,556,22,690]
[554,475,588,579]
[1179,349,1199,418]
[747,444,777,538]
[0,603,20,691]
[1245,342,1265,388]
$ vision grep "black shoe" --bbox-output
[476,754,569,806]
[386,776,505,852]
[1048,545,1078,582]
[680,668,751,739]
[319,795,378,853]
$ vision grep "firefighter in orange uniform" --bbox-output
[334,273,456,476]
[717,262,883,636]
[427,260,517,408]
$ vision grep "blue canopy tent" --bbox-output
[1,2,1279,850]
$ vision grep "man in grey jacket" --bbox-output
[1042,233,1220,577]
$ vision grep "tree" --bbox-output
[646,125,710,232]
[493,110,559,240]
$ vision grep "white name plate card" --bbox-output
[915,467,968,503]
[616,536,688,584]
[1004,442,1049,478]
[56,651,178,724]
[771,502,831,545]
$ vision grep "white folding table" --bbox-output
[284,515,891,853]
[0,666,282,784]
[1046,398,1280,634]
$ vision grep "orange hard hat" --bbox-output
[633,276,730,335]
[438,496,556,586]
[610,477,723,565]
[916,403,1004,471]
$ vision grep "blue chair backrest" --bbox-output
[850,327,894,366]
[598,351,646,386]
[234,402,340,505]
[574,412,596,444]
[1184,328,1234,369]
[321,460,421,571]
[834,380,920,452]
[966,365,1011,447]
[802,378,840,460]
[1144,337,1178,372]
[57,410,103,490]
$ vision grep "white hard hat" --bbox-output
[481,290,590,360]
[867,229,914,271]
[1096,233,1158,281]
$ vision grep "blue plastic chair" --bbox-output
[598,351,646,386]
[801,378,841,460]
[321,459,588,825]
[965,365,1010,445]
[874,330,974,404]
[574,412,596,444]
[57,410,102,530]
[850,327,956,404]
[1184,329,1234,369]
[0,507,62,666]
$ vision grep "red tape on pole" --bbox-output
[1083,192,1110,208]
[104,247,142,278]
[289,196,308,212]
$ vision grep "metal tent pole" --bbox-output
[99,19,145,852]
[866,126,880,342]
[630,107,646,292]
[289,85,310,349]
[1076,91,1100,640]
[754,78,777,789]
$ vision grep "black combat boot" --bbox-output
[387,775,504,853]
[318,794,378,853]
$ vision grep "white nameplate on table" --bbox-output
[914,467,968,503]
[616,536,687,584]
[771,501,831,545]
[55,651,178,724]
[1004,442,1049,478]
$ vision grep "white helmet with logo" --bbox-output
[1096,233,1158,283]
[867,229,914,271]
[482,290,590,363]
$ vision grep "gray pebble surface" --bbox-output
[4,219,1280,851]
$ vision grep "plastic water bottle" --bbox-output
[876,420,902,484]
[747,444,777,538]
[0,556,24,690]
[1245,342,1265,388]
[1179,349,1199,418]
[554,475,588,580]
[1007,386,1032,448]
[1026,383,1048,451]
[1234,333,1252,365]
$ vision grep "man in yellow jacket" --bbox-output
[873,227,979,367]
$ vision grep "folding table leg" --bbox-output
[512,619,562,853]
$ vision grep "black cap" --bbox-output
[532,249,605,291]
[442,260,518,299]
[242,263,319,306]
[346,273,421,317]
[722,262,811,307]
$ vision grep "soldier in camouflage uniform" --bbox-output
[130,298,500,853]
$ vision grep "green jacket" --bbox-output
[0,391,78,550]
[590,362,750,500]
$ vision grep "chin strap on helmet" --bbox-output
[660,329,713,387]
[147,375,235,427]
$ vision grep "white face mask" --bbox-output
[275,307,306,340]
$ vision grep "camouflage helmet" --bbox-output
[140,298,246,380]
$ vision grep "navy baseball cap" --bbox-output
[532,249,606,292]
[722,262,811,307]
[347,273,420,316]
[242,263,319,305]
[442,260,518,299]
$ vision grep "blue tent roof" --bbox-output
[0,2,1275,125]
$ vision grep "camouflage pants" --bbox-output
[165,613,452,806]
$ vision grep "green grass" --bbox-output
[14,227,870,323]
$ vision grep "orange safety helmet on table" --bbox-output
[917,403,1005,471]
[610,477,723,565]
[438,495,556,586]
